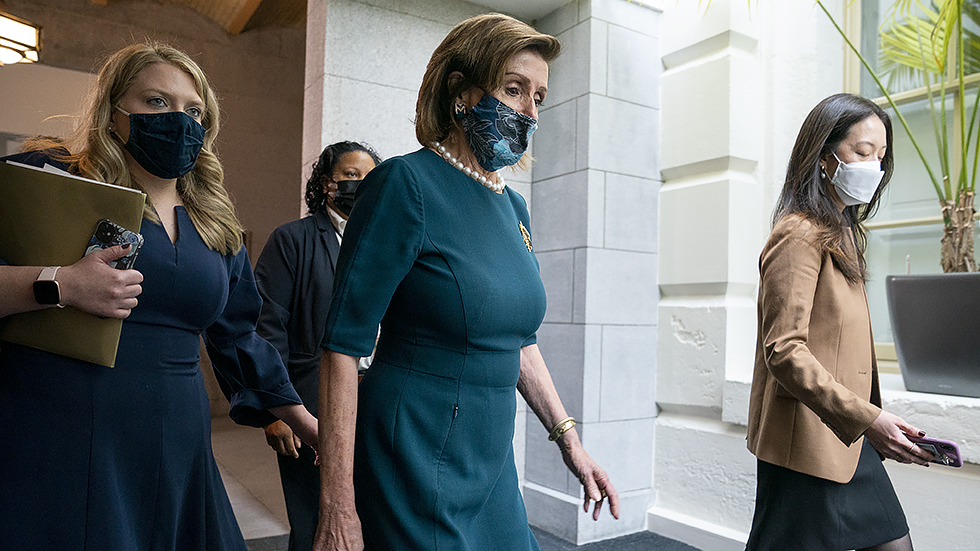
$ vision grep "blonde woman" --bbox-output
[0,43,317,551]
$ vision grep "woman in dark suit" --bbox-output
[314,13,619,551]
[254,141,381,551]
[746,93,933,551]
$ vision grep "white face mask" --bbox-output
[829,151,884,206]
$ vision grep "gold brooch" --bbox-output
[519,221,532,252]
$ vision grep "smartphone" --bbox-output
[85,218,143,269]
[909,435,963,467]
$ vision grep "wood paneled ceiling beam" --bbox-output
[87,0,274,36]
[226,0,263,35]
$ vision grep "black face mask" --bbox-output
[116,106,205,179]
[332,179,361,216]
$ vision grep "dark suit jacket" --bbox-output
[254,209,340,417]
[746,215,882,483]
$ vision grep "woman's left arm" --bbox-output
[204,246,318,451]
[518,344,620,521]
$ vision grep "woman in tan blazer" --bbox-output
[745,94,933,551]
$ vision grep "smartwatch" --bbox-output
[33,266,65,308]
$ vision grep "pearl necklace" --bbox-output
[432,141,505,193]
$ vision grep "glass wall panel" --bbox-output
[861,0,926,95]
[861,0,980,97]
[866,96,956,341]
[877,97,951,222]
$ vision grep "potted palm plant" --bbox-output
[816,0,980,398]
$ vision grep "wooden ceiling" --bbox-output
[89,0,306,35]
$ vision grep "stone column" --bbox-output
[652,3,763,546]
[651,1,847,548]
[523,0,661,544]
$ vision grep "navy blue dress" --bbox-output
[323,148,548,550]
[0,153,303,551]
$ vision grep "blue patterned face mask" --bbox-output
[458,90,537,172]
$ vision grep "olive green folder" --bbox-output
[0,161,145,367]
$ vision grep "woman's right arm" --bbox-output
[0,244,142,319]
[313,350,364,551]
[761,222,932,466]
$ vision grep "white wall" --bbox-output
[0,63,94,142]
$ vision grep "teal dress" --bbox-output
[323,148,547,550]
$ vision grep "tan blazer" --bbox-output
[746,215,882,483]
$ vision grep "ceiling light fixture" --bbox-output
[0,12,40,65]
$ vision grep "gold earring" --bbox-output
[454,102,466,117]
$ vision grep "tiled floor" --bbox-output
[210,415,290,542]
[212,416,701,551]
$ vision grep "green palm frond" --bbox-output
[879,5,945,77]
[878,0,980,89]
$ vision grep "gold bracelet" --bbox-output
[548,416,576,442]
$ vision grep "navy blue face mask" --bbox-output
[116,106,205,179]
[457,90,537,172]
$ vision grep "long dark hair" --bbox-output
[774,93,894,283]
[304,141,382,215]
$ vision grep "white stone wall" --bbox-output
[655,2,980,550]
[524,0,661,544]
[302,0,522,208]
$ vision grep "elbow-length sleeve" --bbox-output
[759,220,880,444]
[204,246,302,427]
[322,158,425,357]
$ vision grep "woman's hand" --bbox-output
[313,501,364,551]
[864,410,933,466]
[58,244,143,318]
[517,344,620,521]
[558,433,621,521]
[264,420,302,458]
[269,404,318,453]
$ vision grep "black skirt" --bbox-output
[746,439,909,551]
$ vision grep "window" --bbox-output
[852,0,980,370]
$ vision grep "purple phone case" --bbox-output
[909,435,963,467]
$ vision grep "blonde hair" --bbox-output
[47,42,242,254]
[415,13,560,161]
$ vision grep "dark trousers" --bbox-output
[276,444,320,551]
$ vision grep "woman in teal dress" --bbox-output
[314,14,620,551]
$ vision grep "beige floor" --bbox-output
[211,415,291,541]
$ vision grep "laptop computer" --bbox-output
[885,272,980,399]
